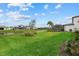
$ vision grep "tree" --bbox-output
[29,19,36,29]
[47,21,54,29]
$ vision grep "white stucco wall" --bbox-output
[4,27,13,30]
[64,16,79,32]
[64,25,75,32]
[73,17,79,31]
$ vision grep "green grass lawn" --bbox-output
[0,31,74,56]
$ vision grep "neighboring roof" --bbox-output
[72,16,79,23]
[72,16,79,19]
[64,24,74,26]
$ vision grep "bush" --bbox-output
[32,30,37,34]
[60,31,79,56]
[74,31,79,40]
[24,32,34,36]
[62,39,79,56]
[24,30,37,36]
[47,29,54,32]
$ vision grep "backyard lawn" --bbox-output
[0,30,73,56]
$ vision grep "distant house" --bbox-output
[0,25,31,30]
[0,26,13,30]
[64,16,79,32]
[13,25,30,30]
[53,24,64,32]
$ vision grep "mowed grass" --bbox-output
[0,31,74,56]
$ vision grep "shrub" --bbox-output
[24,32,34,36]
[74,31,79,40]
[63,39,79,56]
[47,29,54,32]
[32,30,37,34]
[24,30,37,36]
[60,31,79,56]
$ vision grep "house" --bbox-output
[0,25,32,30]
[0,26,13,30]
[13,25,30,30]
[64,16,79,32]
[53,24,64,32]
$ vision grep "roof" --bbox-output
[72,16,79,23]
[64,24,74,26]
[72,16,79,19]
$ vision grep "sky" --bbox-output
[0,3,79,27]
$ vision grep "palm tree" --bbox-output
[47,21,54,29]
[29,19,36,29]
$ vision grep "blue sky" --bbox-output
[0,3,79,27]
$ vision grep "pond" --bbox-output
[0,33,14,35]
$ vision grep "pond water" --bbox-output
[0,33,14,35]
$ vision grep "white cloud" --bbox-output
[21,8,29,11]
[34,13,38,16]
[34,13,45,16]
[26,3,32,7]
[41,13,45,16]
[0,8,31,26]
[8,3,34,11]
[65,16,73,19]
[16,15,30,20]
[50,11,59,14]
[6,11,31,21]
[26,3,34,8]
[55,4,62,9]
[0,14,3,17]
[8,3,23,7]
[20,3,34,11]
[62,16,74,24]
[44,4,48,10]
[0,9,3,12]
[17,15,31,20]
[6,11,19,16]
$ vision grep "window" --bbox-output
[69,29,72,32]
